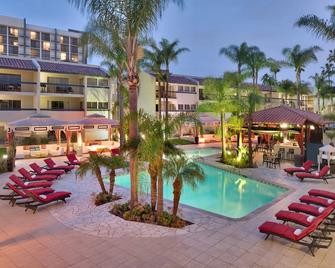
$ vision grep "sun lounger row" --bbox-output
[284,161,333,183]
[259,189,335,256]
[0,157,76,213]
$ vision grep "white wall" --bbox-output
[138,72,156,116]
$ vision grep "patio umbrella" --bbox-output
[71,114,119,128]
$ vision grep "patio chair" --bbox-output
[271,154,281,169]
[299,195,335,208]
[284,160,314,176]
[111,148,120,156]
[29,163,64,178]
[44,158,74,172]
[288,202,327,217]
[263,153,270,167]
[8,175,53,189]
[286,148,295,161]
[5,183,55,206]
[25,191,72,213]
[65,153,81,166]
[18,168,58,182]
[295,166,331,183]
[258,221,332,256]
[309,189,335,200]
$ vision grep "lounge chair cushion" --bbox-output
[9,175,53,189]
[288,202,322,216]
[299,195,333,207]
[275,210,312,226]
[31,191,72,203]
[309,189,335,200]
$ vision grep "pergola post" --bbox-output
[65,131,72,155]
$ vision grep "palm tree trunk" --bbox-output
[296,71,301,109]
[172,177,181,219]
[95,169,107,194]
[157,157,163,216]
[248,115,253,168]
[165,65,170,136]
[117,69,125,150]
[158,80,162,119]
[148,163,157,211]
[317,92,321,113]
[220,112,226,161]
[109,169,116,194]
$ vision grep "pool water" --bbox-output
[182,147,221,158]
[114,149,287,218]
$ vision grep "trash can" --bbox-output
[294,155,302,167]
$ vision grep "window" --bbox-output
[178,104,184,110]
[71,54,78,62]
[185,104,190,110]
[191,104,196,110]
[31,48,39,58]
[42,41,50,51]
[51,101,64,110]
[99,79,109,87]
[0,44,4,54]
[87,102,98,109]
[87,78,97,86]
[178,85,183,92]
[60,52,67,61]
[30,31,38,40]
[9,27,18,37]
[41,33,50,41]
[0,100,21,110]
[184,86,190,92]
[191,87,196,93]
[0,74,21,84]
[47,77,69,93]
[42,50,50,60]
[60,36,69,44]
[0,25,6,35]
[8,46,18,55]
[71,37,78,46]
[98,102,108,109]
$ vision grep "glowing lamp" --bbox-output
[280,123,288,129]
[310,125,315,130]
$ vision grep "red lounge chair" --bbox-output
[5,183,55,206]
[288,202,325,216]
[25,191,72,213]
[300,195,334,208]
[111,148,120,156]
[29,163,64,178]
[18,168,57,182]
[65,153,81,166]
[276,206,335,227]
[9,175,52,189]
[258,221,332,256]
[309,189,335,200]
[44,158,74,172]
[296,166,331,183]
[284,160,314,175]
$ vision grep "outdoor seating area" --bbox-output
[259,188,335,256]
[0,157,75,213]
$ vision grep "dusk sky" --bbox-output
[1,0,334,85]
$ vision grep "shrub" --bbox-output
[94,192,121,206]
[157,211,173,227]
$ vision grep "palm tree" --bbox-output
[245,46,268,87]
[296,5,335,41]
[159,38,189,123]
[197,78,235,161]
[267,58,282,81]
[100,155,126,194]
[76,153,108,194]
[69,0,185,207]
[277,79,296,103]
[261,73,276,102]
[219,42,249,74]
[142,40,165,119]
[163,154,204,219]
[244,91,263,167]
[282,45,321,109]
[310,73,327,113]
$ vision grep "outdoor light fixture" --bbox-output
[280,123,288,129]
[310,125,315,130]
[2,154,8,160]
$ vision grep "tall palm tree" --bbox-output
[310,73,327,113]
[142,40,164,119]
[267,58,282,81]
[296,5,335,41]
[69,0,185,207]
[282,44,321,109]
[197,78,236,161]
[159,38,189,123]
[261,73,276,102]
[277,79,296,103]
[245,46,268,87]
[76,153,108,194]
[100,155,126,194]
[163,154,204,219]
[219,42,249,74]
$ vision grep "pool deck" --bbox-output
[1,144,335,267]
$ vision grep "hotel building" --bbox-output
[0,15,156,130]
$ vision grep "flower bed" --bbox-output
[92,192,122,206]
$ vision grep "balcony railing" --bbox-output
[40,83,84,95]
[0,81,37,93]
[156,90,177,99]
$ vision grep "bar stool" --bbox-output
[286,149,295,161]
[279,148,285,160]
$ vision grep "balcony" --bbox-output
[0,81,37,93]
[156,90,177,99]
[40,83,84,95]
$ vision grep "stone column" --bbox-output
[32,59,41,113]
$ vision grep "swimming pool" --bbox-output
[182,147,221,158]
[114,157,287,219]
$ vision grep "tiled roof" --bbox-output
[251,105,324,125]
[148,72,206,86]
[0,57,37,71]
[38,61,108,77]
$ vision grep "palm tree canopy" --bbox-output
[245,46,268,74]
[142,39,164,80]
[76,153,104,178]
[296,5,335,41]
[219,42,249,71]
[163,155,204,190]
[159,38,190,69]
[262,73,276,87]
[282,45,322,73]
[277,79,296,96]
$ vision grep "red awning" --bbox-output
[251,105,324,126]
